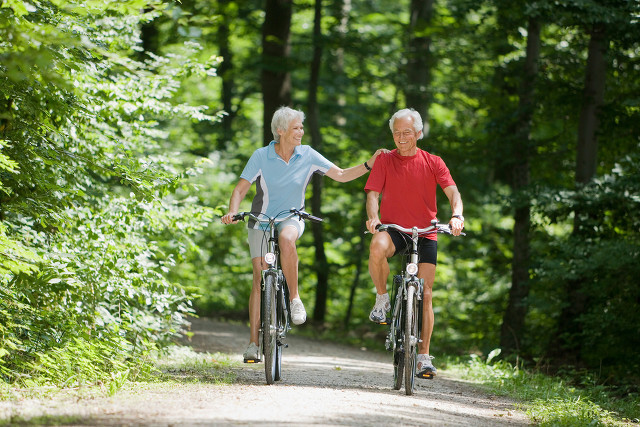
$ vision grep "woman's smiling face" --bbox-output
[279,119,304,146]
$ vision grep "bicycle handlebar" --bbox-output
[375,220,466,236]
[232,208,323,224]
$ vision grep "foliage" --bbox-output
[448,349,640,426]
[530,152,640,380]
[1,0,639,399]
[0,0,218,390]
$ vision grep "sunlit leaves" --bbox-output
[0,0,219,388]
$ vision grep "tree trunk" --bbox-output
[405,0,434,120]
[261,0,292,145]
[575,25,607,186]
[499,18,541,355]
[217,0,235,148]
[552,25,608,361]
[344,196,368,327]
[308,0,329,323]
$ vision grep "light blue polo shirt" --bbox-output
[240,141,335,229]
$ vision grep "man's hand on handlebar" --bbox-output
[366,217,381,234]
[449,217,464,236]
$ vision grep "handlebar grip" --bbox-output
[232,213,244,221]
[307,214,323,223]
[290,208,323,223]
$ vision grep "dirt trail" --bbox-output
[1,318,530,426]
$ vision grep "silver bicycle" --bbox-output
[233,208,322,384]
[376,220,463,395]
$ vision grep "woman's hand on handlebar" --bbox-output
[221,212,239,225]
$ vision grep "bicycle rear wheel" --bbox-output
[404,284,418,395]
[262,273,277,385]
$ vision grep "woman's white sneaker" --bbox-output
[416,354,437,379]
[290,298,307,325]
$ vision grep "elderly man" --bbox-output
[365,108,464,379]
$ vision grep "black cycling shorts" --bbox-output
[387,229,438,265]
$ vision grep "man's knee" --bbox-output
[370,243,393,261]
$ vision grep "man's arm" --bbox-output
[443,185,464,236]
[365,190,382,234]
[221,179,251,224]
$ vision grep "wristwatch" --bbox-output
[452,214,464,222]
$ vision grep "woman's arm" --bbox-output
[325,148,387,183]
[221,179,251,224]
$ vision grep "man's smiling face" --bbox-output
[392,116,421,156]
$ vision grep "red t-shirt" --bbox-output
[365,149,456,240]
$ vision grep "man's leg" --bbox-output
[415,262,437,377]
[418,263,436,355]
[368,232,396,322]
[368,232,395,294]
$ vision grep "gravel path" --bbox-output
[1,317,530,426]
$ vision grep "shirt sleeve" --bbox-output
[365,152,388,193]
[239,149,262,183]
[309,147,335,175]
[434,156,456,189]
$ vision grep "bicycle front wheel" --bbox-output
[392,286,404,390]
[404,284,419,395]
[262,273,278,385]
[274,283,286,381]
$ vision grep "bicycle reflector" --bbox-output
[406,262,419,276]
[264,252,276,265]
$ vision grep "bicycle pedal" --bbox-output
[378,317,391,325]
[244,358,261,364]
[416,371,435,379]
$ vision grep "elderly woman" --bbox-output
[222,106,383,361]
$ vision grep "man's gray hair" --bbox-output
[389,108,429,140]
[271,106,305,142]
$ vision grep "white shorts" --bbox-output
[247,217,305,259]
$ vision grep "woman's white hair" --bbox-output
[389,108,429,140]
[271,106,305,142]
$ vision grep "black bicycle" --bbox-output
[376,220,463,395]
[233,208,322,385]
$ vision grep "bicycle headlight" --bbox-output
[406,262,418,276]
[264,252,276,265]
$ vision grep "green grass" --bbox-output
[152,345,240,385]
[0,345,240,404]
[443,350,640,426]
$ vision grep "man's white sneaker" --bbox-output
[369,293,391,323]
[290,297,307,325]
[416,354,437,378]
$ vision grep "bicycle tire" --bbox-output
[274,283,285,381]
[392,286,404,390]
[404,284,418,395]
[262,273,277,385]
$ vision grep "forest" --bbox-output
[1,0,639,399]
